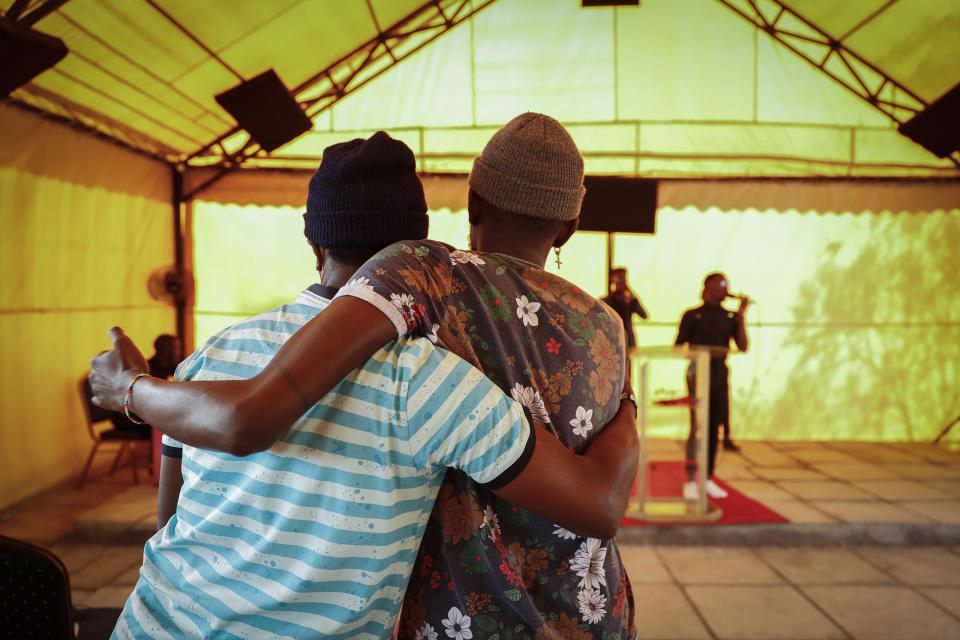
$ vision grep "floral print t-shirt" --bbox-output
[336,239,636,640]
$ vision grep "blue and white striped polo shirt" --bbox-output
[113,286,532,640]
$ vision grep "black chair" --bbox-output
[0,534,74,638]
[77,377,152,489]
[0,535,122,640]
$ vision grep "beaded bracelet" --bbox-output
[122,373,149,425]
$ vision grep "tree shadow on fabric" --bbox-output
[739,212,960,441]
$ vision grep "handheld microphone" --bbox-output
[728,292,754,304]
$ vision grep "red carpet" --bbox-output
[621,460,788,527]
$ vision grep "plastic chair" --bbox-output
[76,377,152,489]
[0,534,122,639]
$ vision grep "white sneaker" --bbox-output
[705,479,728,499]
[683,481,699,500]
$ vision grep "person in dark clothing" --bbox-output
[602,266,648,351]
[147,334,180,380]
[675,272,749,500]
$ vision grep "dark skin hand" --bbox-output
[733,296,750,352]
[91,298,639,538]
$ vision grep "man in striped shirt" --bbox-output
[109,132,637,639]
[118,298,534,639]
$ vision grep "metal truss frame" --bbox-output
[3,0,70,26]
[715,0,960,168]
[716,0,927,123]
[182,0,497,200]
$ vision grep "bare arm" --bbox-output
[494,398,639,539]
[89,297,396,455]
[157,453,182,529]
[632,296,647,320]
[734,297,750,352]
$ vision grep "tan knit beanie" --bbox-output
[468,112,586,221]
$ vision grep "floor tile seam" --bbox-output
[800,498,945,519]
[820,440,906,462]
[752,481,845,522]
[799,582,960,626]
[651,546,720,640]
[747,476,841,482]
[913,585,960,624]
[845,546,929,590]
[893,500,960,524]
[849,492,960,502]
[748,548,856,640]
[757,477,822,505]
[63,553,109,576]
[789,496,905,502]
[808,500,942,525]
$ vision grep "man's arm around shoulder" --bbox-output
[89,297,396,455]
[407,341,639,540]
[495,400,638,540]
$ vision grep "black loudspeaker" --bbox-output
[582,1,640,6]
[215,69,313,152]
[898,83,960,159]
[578,176,658,234]
[0,20,68,97]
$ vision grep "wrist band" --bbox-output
[122,373,149,425]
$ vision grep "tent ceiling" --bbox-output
[719,0,960,135]
[783,0,958,104]
[3,0,959,177]
[3,0,483,161]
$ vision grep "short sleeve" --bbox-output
[400,340,533,487]
[160,433,183,457]
[333,240,457,341]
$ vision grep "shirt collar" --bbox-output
[307,283,339,299]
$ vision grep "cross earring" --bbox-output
[554,246,562,269]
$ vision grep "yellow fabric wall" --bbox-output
[192,201,960,444]
[0,104,176,510]
[615,207,960,442]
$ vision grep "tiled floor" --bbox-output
[626,544,960,639]
[2,440,960,638]
[630,439,960,533]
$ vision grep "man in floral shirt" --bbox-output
[337,113,636,639]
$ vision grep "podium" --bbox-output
[626,344,731,522]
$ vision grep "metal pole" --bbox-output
[637,360,648,517]
[172,165,187,360]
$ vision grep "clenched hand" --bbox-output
[89,327,149,411]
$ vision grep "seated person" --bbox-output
[147,334,180,380]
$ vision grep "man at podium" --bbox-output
[675,272,750,499]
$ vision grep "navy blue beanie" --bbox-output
[303,131,428,248]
